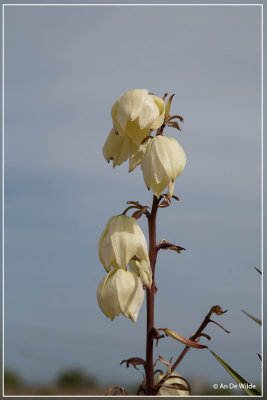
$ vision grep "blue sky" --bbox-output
[3,2,262,391]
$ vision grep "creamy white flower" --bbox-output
[141,136,186,198]
[96,269,144,322]
[155,372,189,396]
[111,89,165,145]
[103,128,149,172]
[98,215,150,271]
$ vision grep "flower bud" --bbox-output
[97,269,144,322]
[111,89,165,145]
[155,372,189,396]
[141,136,186,198]
[98,215,150,272]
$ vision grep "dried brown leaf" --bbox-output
[120,357,145,370]
[211,305,228,315]
[104,385,127,396]
[158,328,208,349]
[209,319,230,334]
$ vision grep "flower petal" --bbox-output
[149,96,165,130]
[116,270,144,322]
[98,217,118,270]
[109,215,147,269]
[129,259,152,289]
[104,270,121,318]
[117,90,148,130]
[129,89,148,121]
[102,129,124,168]
[138,94,160,130]
[128,139,149,172]
[96,273,116,320]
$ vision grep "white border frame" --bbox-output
[1,2,263,398]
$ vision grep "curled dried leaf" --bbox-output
[159,194,171,208]
[126,200,150,209]
[157,239,186,254]
[120,357,145,370]
[162,92,168,101]
[210,305,228,316]
[132,210,143,220]
[126,200,140,206]
[158,328,208,349]
[150,327,165,346]
[154,369,164,376]
[132,206,150,220]
[198,332,212,341]
[158,355,172,378]
[209,319,230,334]
[166,121,181,131]
[104,385,127,396]
[158,355,170,367]
[168,114,184,123]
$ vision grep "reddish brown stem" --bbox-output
[171,310,213,372]
[145,195,160,395]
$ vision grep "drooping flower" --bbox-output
[111,89,165,145]
[103,128,149,172]
[97,269,144,322]
[154,372,189,396]
[98,215,150,273]
[141,135,186,198]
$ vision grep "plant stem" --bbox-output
[145,195,160,395]
[171,309,213,372]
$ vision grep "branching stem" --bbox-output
[171,308,214,372]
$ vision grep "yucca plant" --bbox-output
[96,89,261,396]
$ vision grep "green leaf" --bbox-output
[158,328,207,349]
[209,350,261,395]
[241,310,262,326]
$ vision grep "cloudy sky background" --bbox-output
[4,2,262,391]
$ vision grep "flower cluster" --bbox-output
[97,89,186,323]
[103,89,186,198]
[96,89,190,396]
[97,215,151,322]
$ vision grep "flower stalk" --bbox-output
[99,89,189,396]
[145,195,160,395]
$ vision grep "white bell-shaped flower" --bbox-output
[103,128,149,172]
[141,136,186,198]
[111,89,165,145]
[97,269,144,322]
[155,372,189,396]
[98,215,150,272]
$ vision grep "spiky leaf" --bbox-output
[209,350,261,395]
